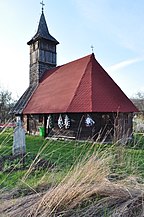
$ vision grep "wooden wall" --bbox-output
[23,112,133,143]
[45,112,115,142]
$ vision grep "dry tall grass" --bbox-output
[1,149,144,217]
[0,122,144,216]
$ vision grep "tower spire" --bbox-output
[40,1,45,12]
[27,4,59,86]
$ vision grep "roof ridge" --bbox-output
[66,55,92,112]
[59,54,93,67]
[90,55,94,111]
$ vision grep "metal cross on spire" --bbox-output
[91,45,94,53]
[40,0,45,12]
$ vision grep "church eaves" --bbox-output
[27,11,59,45]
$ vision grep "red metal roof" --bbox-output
[23,54,138,114]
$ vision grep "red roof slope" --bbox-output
[23,54,138,114]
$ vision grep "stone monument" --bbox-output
[13,116,26,156]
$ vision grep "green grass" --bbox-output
[0,130,144,191]
[0,170,25,189]
[111,147,144,179]
[0,131,101,168]
[0,131,99,190]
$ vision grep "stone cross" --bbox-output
[13,117,26,156]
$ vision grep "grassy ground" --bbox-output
[0,129,144,216]
[0,129,144,189]
[0,131,104,190]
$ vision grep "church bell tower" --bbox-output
[27,3,59,86]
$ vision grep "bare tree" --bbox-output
[0,88,16,123]
[131,92,144,133]
[131,92,144,112]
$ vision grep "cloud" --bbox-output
[106,57,144,73]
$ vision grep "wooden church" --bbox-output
[12,6,138,142]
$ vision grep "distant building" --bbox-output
[12,9,138,142]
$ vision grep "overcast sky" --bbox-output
[0,0,144,99]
